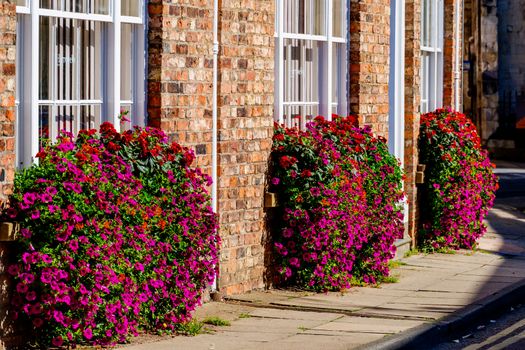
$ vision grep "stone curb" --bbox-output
[356,276,525,350]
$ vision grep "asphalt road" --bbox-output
[429,304,525,350]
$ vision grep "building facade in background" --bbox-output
[464,0,525,157]
[0,0,465,344]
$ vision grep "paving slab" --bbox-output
[317,316,422,334]
[461,264,525,278]
[355,304,453,321]
[393,294,481,307]
[295,291,407,308]
[270,296,365,312]
[248,308,342,322]
[447,272,523,284]
[225,289,310,305]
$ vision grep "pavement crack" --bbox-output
[223,298,434,322]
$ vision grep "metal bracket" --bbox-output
[264,192,279,208]
[0,222,20,242]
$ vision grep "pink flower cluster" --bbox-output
[419,108,498,249]
[271,116,405,291]
[6,123,219,347]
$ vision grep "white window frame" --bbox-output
[389,0,405,161]
[16,0,146,167]
[274,0,348,129]
[420,0,444,113]
[389,0,410,243]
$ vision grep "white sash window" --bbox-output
[16,0,145,166]
[275,0,348,129]
[420,0,444,113]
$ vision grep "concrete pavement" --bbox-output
[122,162,525,350]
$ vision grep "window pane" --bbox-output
[332,43,347,116]
[421,0,432,47]
[122,0,140,17]
[79,20,103,100]
[92,0,109,14]
[119,105,132,131]
[333,0,344,38]
[55,17,78,101]
[284,0,325,36]
[40,0,109,15]
[284,104,318,129]
[437,0,444,50]
[39,17,51,100]
[283,38,320,104]
[121,24,133,101]
[39,105,50,147]
[55,105,76,137]
[42,104,101,142]
[40,17,103,101]
[80,104,101,131]
[16,0,27,6]
[421,52,429,113]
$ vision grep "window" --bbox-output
[16,0,146,166]
[274,0,348,129]
[420,0,444,113]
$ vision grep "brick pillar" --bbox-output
[349,0,391,138]
[217,0,274,295]
[147,0,214,168]
[0,2,16,201]
[404,0,422,246]
[443,0,464,109]
[0,2,18,348]
[148,0,274,295]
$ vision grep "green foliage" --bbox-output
[202,317,231,327]
[175,319,204,336]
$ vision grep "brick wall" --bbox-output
[0,2,18,348]
[443,0,464,109]
[0,2,16,201]
[404,0,421,245]
[349,0,390,138]
[216,0,274,295]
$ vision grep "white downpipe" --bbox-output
[211,0,219,291]
[454,0,462,111]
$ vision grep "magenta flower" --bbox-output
[83,328,93,340]
[32,318,44,328]
[51,336,63,347]
[7,265,19,276]
[45,186,57,196]
[16,283,28,294]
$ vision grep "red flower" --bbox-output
[279,156,297,169]
[300,169,312,178]
[274,134,285,141]
[100,122,116,135]
[107,141,121,151]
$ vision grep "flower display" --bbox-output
[270,116,405,291]
[418,108,498,250]
[6,123,219,347]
